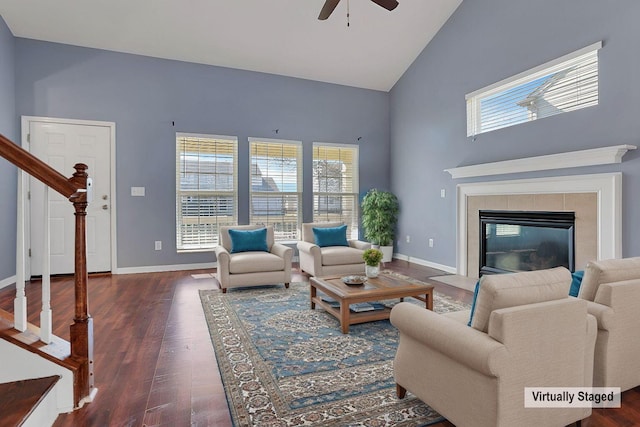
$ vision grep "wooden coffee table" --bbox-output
[309,273,434,334]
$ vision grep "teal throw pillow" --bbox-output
[569,270,584,297]
[228,228,269,253]
[467,279,481,327]
[313,225,349,247]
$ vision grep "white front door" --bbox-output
[28,119,114,275]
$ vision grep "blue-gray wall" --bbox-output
[0,16,16,280]
[13,39,390,269]
[5,0,640,275]
[390,0,640,268]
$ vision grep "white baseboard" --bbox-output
[3,260,295,278]
[0,256,309,279]
[392,253,457,274]
[77,386,99,409]
[114,262,216,275]
[0,275,16,290]
[115,257,300,275]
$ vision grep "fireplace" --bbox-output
[479,210,575,276]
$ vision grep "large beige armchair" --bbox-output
[297,222,370,277]
[577,256,640,391]
[215,225,292,293]
[391,267,597,427]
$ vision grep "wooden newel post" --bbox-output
[0,135,97,405]
[68,163,95,407]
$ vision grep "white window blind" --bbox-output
[312,143,359,239]
[249,138,302,241]
[176,134,238,251]
[467,42,601,137]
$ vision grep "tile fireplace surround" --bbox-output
[469,192,596,278]
[456,173,622,279]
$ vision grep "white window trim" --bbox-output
[248,137,303,241]
[466,42,602,100]
[466,41,602,137]
[312,142,360,239]
[312,141,360,192]
[176,132,238,141]
[176,132,238,252]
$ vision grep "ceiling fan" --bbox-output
[318,0,399,21]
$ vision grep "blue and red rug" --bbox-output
[200,278,469,426]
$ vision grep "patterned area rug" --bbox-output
[199,276,470,426]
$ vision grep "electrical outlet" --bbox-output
[428,238,434,248]
[155,241,162,251]
[440,189,446,198]
[406,235,411,243]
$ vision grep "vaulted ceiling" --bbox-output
[0,0,462,91]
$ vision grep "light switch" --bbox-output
[131,187,145,197]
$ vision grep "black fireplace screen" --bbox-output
[479,210,575,276]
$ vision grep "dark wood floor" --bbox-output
[0,260,638,426]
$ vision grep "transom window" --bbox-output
[249,138,302,241]
[312,143,359,239]
[176,133,238,251]
[466,42,601,137]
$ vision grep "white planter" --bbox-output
[379,245,393,263]
[365,264,380,278]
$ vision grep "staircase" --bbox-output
[0,133,96,425]
[0,376,60,427]
[0,310,76,423]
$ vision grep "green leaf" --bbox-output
[361,189,399,246]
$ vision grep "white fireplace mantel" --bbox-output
[445,145,636,179]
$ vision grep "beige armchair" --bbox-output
[297,222,370,277]
[391,267,597,427]
[215,225,292,293]
[577,256,640,391]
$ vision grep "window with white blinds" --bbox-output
[466,42,601,137]
[312,143,359,239]
[176,134,238,251]
[249,138,302,241]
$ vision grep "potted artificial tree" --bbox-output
[361,189,399,263]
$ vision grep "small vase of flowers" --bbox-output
[362,248,383,278]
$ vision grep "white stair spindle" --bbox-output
[41,185,53,343]
[14,169,27,332]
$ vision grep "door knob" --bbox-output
[102,195,108,200]
[102,205,108,210]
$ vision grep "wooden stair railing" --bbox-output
[0,133,94,408]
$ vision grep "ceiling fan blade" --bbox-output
[370,0,399,12]
[318,0,341,20]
